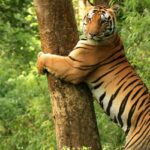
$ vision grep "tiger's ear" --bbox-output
[83,0,94,7]
[87,0,94,6]
[83,0,94,14]
[111,4,120,14]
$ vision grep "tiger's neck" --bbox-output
[80,33,122,47]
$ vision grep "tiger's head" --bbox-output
[82,5,119,41]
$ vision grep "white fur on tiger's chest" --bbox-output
[89,85,115,115]
[89,84,128,132]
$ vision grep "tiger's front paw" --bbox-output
[37,52,47,75]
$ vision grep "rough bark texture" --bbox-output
[34,0,102,149]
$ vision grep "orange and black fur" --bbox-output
[37,4,150,150]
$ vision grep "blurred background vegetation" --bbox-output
[0,0,150,149]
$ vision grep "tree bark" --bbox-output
[34,0,102,149]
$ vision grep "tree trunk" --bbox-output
[33,0,102,149]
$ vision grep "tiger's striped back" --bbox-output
[80,35,150,150]
[77,5,150,149]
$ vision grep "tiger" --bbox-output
[37,4,150,150]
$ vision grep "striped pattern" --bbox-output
[85,40,150,150]
[80,6,150,150]
[67,35,150,150]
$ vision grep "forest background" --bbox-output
[0,0,150,150]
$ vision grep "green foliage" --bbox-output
[0,0,55,149]
[0,0,149,149]
[95,103,125,150]
[120,10,150,89]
